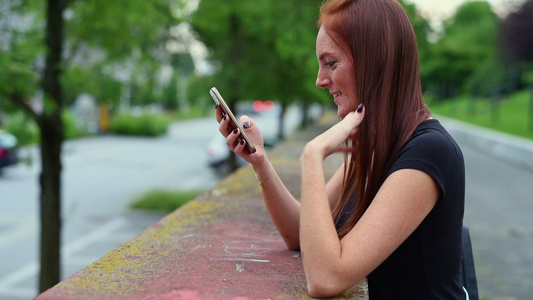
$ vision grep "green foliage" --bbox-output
[191,0,328,107]
[110,112,170,137]
[0,110,91,146]
[60,0,183,110]
[521,62,533,84]
[62,110,89,140]
[424,1,501,99]
[67,0,175,60]
[170,106,208,121]
[428,89,533,140]
[130,189,202,212]
[1,112,39,147]
[0,1,44,111]
[61,65,122,106]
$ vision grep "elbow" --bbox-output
[306,276,346,299]
[284,241,300,251]
[281,235,300,251]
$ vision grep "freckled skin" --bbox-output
[316,26,359,118]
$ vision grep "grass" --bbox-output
[427,89,533,141]
[130,189,203,212]
[167,106,209,121]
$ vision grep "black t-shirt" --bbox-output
[337,119,466,299]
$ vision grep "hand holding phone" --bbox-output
[210,87,256,154]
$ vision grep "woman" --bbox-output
[216,0,466,298]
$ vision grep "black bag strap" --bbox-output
[461,226,479,300]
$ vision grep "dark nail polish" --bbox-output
[223,115,226,121]
[357,103,364,113]
[240,139,245,145]
[243,122,250,129]
[233,128,238,134]
[215,104,219,110]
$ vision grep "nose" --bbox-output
[316,68,330,88]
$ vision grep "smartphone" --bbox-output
[210,87,256,154]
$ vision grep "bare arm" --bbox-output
[217,107,301,249]
[255,158,345,250]
[299,110,439,298]
[216,106,344,250]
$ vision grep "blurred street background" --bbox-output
[1,0,533,299]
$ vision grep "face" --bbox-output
[316,26,358,118]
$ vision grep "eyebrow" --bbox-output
[318,52,334,61]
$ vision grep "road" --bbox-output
[460,141,533,300]
[0,104,308,300]
[0,117,219,299]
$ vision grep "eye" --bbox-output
[325,60,337,69]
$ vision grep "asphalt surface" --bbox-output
[0,106,308,300]
[439,116,533,300]
[1,112,532,300]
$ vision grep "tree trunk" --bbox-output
[38,116,63,292]
[300,101,310,129]
[39,0,66,292]
[277,102,286,141]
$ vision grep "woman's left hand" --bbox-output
[303,105,365,160]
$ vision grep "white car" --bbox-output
[206,101,281,172]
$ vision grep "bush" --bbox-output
[130,189,202,212]
[62,110,89,140]
[2,112,39,147]
[110,112,170,137]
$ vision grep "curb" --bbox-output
[436,115,533,173]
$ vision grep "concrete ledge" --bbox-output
[36,116,368,300]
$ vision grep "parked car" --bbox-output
[0,130,19,173]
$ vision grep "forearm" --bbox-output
[300,146,344,295]
[253,158,302,250]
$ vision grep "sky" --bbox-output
[407,0,526,21]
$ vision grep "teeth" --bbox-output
[333,93,342,99]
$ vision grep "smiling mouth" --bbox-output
[332,92,342,100]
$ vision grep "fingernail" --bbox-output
[223,115,226,121]
[215,104,219,110]
[240,139,245,145]
[357,103,364,113]
[243,122,250,129]
[233,128,238,134]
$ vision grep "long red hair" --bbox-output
[318,0,431,238]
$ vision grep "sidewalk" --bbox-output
[0,211,167,300]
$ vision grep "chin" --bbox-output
[337,108,349,119]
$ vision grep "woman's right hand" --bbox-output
[302,106,365,161]
[216,105,266,166]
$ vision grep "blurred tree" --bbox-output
[0,0,185,292]
[501,0,533,88]
[191,0,327,131]
[424,1,501,99]
[0,0,68,292]
[65,0,178,108]
[268,1,329,131]
[397,0,433,90]
[501,0,533,129]
[191,0,326,170]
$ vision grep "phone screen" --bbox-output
[210,87,256,153]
